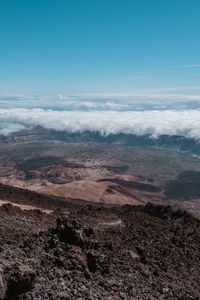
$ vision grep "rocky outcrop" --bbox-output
[0,197,199,299]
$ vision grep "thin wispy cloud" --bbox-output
[79,86,200,97]
[191,74,200,77]
[1,87,200,111]
[116,76,152,80]
[180,65,200,68]
[0,94,25,101]
[142,87,200,92]
[57,94,73,100]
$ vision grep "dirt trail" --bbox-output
[98,219,123,227]
[0,199,53,214]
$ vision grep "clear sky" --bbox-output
[0,0,200,95]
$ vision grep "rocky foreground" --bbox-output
[0,185,199,299]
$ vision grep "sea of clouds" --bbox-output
[0,108,200,139]
[0,88,200,139]
[1,88,200,111]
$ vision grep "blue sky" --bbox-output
[0,0,200,95]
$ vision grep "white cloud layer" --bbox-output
[0,108,200,139]
[0,122,28,136]
[1,90,200,111]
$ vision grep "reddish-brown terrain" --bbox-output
[1,128,200,216]
[0,184,199,299]
[0,129,200,298]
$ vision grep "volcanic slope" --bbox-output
[0,183,199,299]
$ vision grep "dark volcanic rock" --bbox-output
[98,178,161,192]
[5,264,35,300]
[165,170,200,199]
[0,189,199,299]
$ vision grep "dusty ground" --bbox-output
[0,183,199,299]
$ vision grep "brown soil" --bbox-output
[0,184,199,299]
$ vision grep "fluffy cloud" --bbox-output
[0,122,28,136]
[0,108,200,139]
[0,94,25,101]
